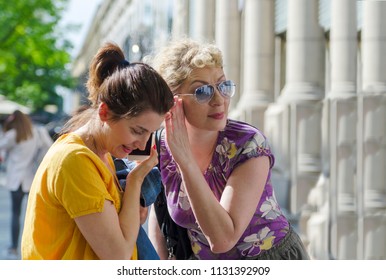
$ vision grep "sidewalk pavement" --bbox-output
[0,171,26,260]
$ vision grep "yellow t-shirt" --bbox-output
[21,133,138,260]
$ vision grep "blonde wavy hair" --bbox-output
[150,38,223,92]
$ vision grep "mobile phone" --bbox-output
[127,133,154,161]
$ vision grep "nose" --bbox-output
[134,134,151,150]
[210,86,225,104]
[135,140,147,151]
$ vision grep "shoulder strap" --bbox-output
[153,128,167,229]
[154,128,178,257]
[153,128,193,259]
[154,128,163,169]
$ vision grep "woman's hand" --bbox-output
[164,98,193,165]
[125,145,158,187]
[125,145,156,228]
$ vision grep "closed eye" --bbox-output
[131,128,144,135]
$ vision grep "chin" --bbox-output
[189,118,227,132]
[111,151,125,159]
[207,123,227,132]
[216,119,228,130]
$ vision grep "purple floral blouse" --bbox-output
[159,119,289,259]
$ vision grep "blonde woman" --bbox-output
[149,38,309,260]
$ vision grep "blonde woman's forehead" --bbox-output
[184,67,225,85]
[190,66,224,77]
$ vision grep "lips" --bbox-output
[122,145,132,154]
[208,112,224,120]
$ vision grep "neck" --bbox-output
[75,124,106,159]
[188,129,218,174]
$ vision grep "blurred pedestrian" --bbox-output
[0,110,39,259]
[21,42,174,259]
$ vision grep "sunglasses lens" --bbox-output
[218,80,236,98]
[195,85,214,103]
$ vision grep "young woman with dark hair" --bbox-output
[21,43,174,260]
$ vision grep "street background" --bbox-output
[0,169,27,260]
[1,0,386,260]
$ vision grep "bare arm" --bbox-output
[165,99,269,253]
[139,206,148,225]
[148,206,169,259]
[74,148,158,259]
[179,156,268,253]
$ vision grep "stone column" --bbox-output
[328,97,358,260]
[236,0,275,131]
[279,0,324,103]
[172,0,189,39]
[359,0,386,260]
[190,0,215,41]
[325,0,358,260]
[278,0,324,218]
[215,0,241,111]
[362,1,386,93]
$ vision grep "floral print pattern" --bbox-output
[260,196,282,220]
[160,119,289,259]
[237,227,276,257]
[216,137,238,171]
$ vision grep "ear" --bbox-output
[98,102,109,122]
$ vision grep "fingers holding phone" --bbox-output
[126,133,158,180]
[127,133,155,161]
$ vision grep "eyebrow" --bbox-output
[189,75,226,86]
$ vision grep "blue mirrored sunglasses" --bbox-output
[177,80,236,104]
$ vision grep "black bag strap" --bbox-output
[154,128,166,227]
[153,128,192,259]
[154,128,163,178]
[154,128,175,256]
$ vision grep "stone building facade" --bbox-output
[72,0,386,259]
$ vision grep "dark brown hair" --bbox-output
[61,42,174,133]
[3,110,33,143]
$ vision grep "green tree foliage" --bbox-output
[0,0,74,112]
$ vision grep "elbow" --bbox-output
[207,226,241,254]
[209,238,237,254]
